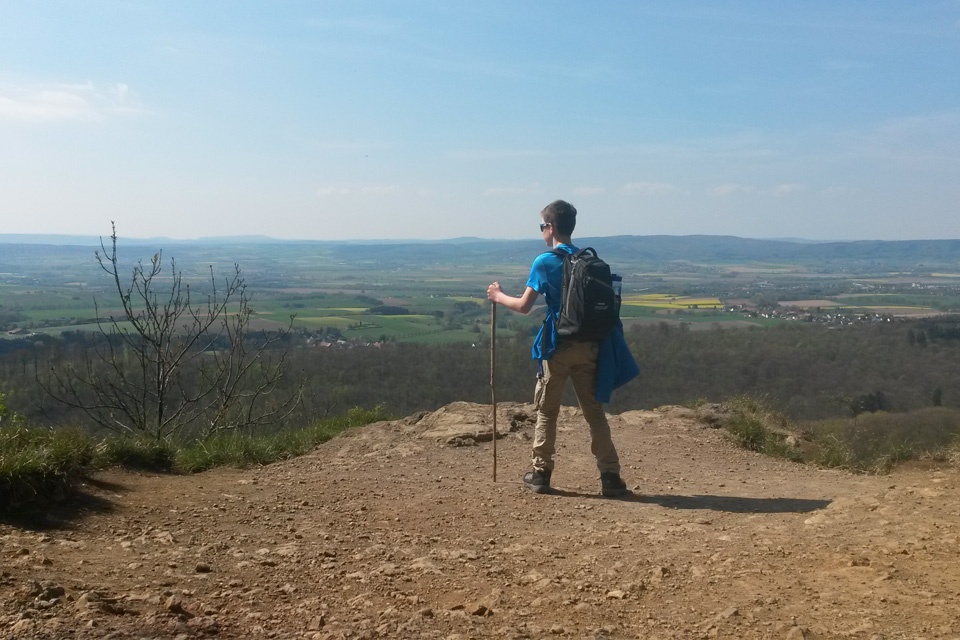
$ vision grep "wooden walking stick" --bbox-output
[490,301,497,482]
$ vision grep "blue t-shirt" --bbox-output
[526,243,577,360]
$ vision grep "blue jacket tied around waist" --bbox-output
[595,323,639,403]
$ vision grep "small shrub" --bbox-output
[725,412,767,452]
[948,443,960,467]
[0,390,24,429]
[716,396,803,462]
[813,435,854,469]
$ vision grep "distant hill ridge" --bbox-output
[4,234,960,267]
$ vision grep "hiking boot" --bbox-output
[523,469,552,494]
[600,472,629,497]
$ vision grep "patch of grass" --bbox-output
[175,428,310,473]
[715,395,804,463]
[98,437,178,472]
[174,405,390,472]
[0,405,391,512]
[0,424,95,509]
[803,407,960,473]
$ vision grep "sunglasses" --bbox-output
[539,223,552,232]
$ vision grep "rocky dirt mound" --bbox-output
[2,402,959,639]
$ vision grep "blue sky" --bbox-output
[1,2,959,241]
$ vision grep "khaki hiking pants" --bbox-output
[533,340,621,475]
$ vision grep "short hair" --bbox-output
[541,200,577,236]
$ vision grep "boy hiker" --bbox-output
[487,200,636,496]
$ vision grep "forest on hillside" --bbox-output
[3,316,960,431]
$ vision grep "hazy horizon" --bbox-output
[0,231,939,247]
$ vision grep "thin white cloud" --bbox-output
[711,183,805,197]
[772,183,804,195]
[572,186,605,196]
[311,140,389,152]
[621,181,677,195]
[484,183,542,196]
[822,186,853,197]
[0,81,147,123]
[316,184,400,196]
[305,13,522,81]
[316,186,351,196]
[449,149,547,161]
[543,62,618,82]
[110,83,146,116]
[305,16,401,37]
[836,109,960,163]
[710,183,755,196]
[877,110,960,152]
[0,86,96,122]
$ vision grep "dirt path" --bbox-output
[3,402,959,639]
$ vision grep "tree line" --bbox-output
[4,316,960,433]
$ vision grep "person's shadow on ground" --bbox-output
[547,488,830,513]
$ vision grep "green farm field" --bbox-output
[5,237,960,343]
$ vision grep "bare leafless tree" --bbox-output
[40,224,301,440]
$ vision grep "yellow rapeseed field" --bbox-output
[621,294,723,310]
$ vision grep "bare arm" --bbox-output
[487,282,539,314]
